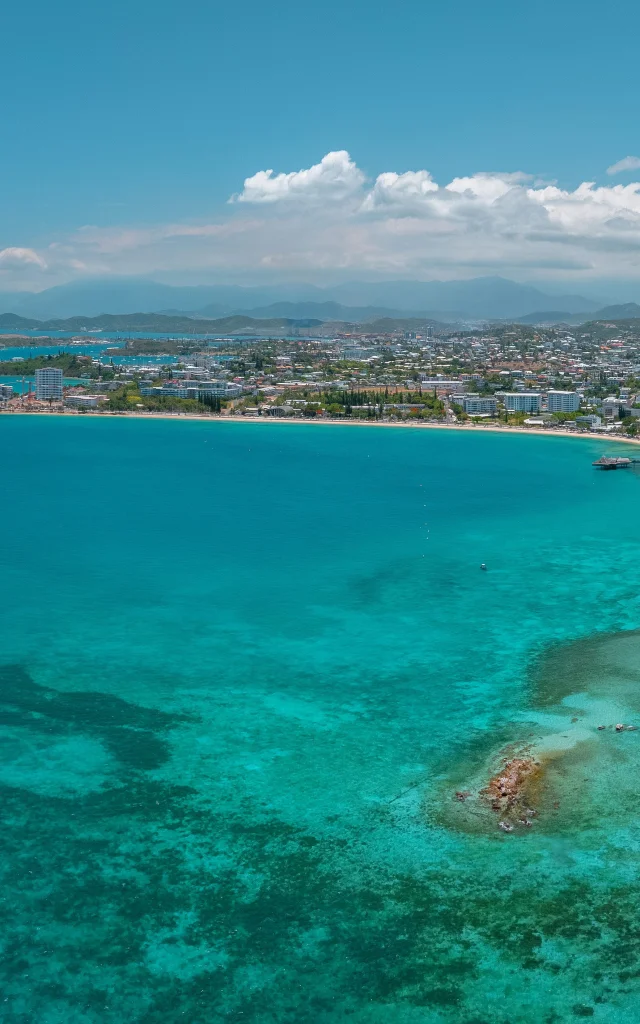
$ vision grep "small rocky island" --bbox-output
[480,755,541,830]
[453,748,544,833]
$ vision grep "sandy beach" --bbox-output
[2,407,639,448]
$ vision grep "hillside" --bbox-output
[0,311,448,336]
[516,302,640,326]
[0,313,43,330]
[516,310,574,325]
[592,303,640,320]
[0,312,325,335]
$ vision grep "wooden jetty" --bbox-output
[592,456,639,470]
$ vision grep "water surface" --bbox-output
[1,419,640,1023]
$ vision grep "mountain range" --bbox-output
[1,302,640,338]
[0,276,606,322]
[517,303,640,325]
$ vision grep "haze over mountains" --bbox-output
[0,276,606,322]
[516,303,640,325]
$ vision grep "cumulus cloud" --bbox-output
[361,170,439,213]
[0,247,47,269]
[607,156,640,175]
[10,151,640,288]
[231,150,365,204]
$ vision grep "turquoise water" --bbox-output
[0,345,180,366]
[0,376,89,393]
[0,345,117,358]
[2,418,640,1022]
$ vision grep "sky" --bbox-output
[2,0,640,296]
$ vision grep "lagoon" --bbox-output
[1,417,640,1023]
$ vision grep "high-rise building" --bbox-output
[35,368,63,401]
[455,395,498,415]
[503,392,541,413]
[546,390,580,413]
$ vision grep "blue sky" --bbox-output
[2,0,640,293]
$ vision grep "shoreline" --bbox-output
[1,408,639,447]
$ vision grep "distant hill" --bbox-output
[0,310,449,336]
[5,304,640,338]
[517,301,640,326]
[319,277,601,318]
[0,313,42,329]
[227,300,411,321]
[0,275,604,320]
[591,302,640,320]
[516,310,575,325]
[350,316,444,333]
[0,312,325,335]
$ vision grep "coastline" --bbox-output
[2,408,640,447]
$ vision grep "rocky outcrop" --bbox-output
[479,754,541,827]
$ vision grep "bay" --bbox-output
[1,417,640,1023]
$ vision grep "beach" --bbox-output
[2,405,639,448]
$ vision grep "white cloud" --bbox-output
[607,156,640,175]
[445,172,528,201]
[9,152,640,288]
[361,170,439,213]
[0,247,47,269]
[527,181,640,235]
[231,150,365,204]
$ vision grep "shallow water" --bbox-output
[2,418,640,1022]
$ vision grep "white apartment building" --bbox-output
[198,381,244,398]
[35,367,63,401]
[139,381,243,400]
[503,392,541,413]
[546,390,580,413]
[64,395,103,409]
[455,395,498,415]
[0,384,13,401]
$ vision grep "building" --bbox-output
[64,395,103,410]
[454,394,498,416]
[420,379,462,390]
[139,381,243,400]
[198,381,244,398]
[35,367,63,401]
[0,384,13,401]
[502,392,541,413]
[547,390,580,413]
[601,397,625,421]
[139,385,198,399]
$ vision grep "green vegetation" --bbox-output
[106,386,224,414]
[267,387,446,420]
[318,388,445,417]
[451,403,469,421]
[0,352,113,379]
[104,339,201,357]
[551,410,582,424]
